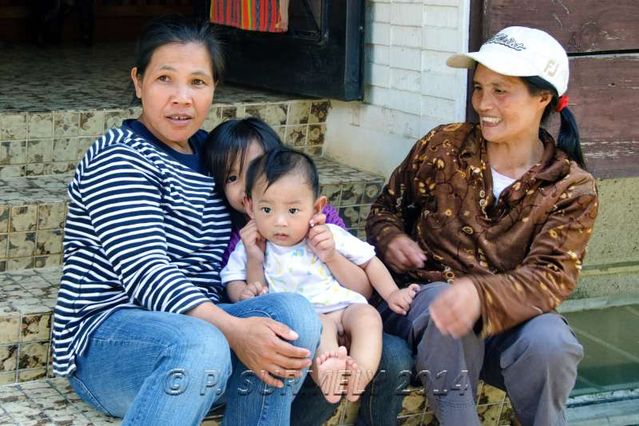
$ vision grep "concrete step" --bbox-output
[0,268,59,385]
[0,157,384,273]
[0,97,331,179]
[0,266,516,424]
[0,377,517,425]
[1,42,333,178]
[0,176,69,273]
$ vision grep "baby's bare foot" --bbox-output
[345,357,374,402]
[314,346,348,403]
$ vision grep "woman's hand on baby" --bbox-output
[308,224,336,263]
[387,283,421,315]
[240,220,266,262]
[385,234,427,273]
[239,281,268,301]
[227,317,312,388]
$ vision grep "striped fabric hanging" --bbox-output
[210,0,289,33]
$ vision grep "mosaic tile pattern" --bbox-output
[1,42,331,177]
[0,156,377,271]
[0,176,70,272]
[0,43,304,113]
[0,268,59,384]
[0,378,515,425]
[0,99,330,178]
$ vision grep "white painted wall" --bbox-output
[323,0,472,178]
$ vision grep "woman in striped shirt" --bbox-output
[52,16,320,425]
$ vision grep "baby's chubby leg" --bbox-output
[341,303,383,402]
[311,310,349,403]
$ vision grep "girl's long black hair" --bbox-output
[203,118,283,228]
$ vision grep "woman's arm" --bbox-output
[78,144,212,313]
[467,176,599,337]
[366,129,441,272]
[187,301,311,388]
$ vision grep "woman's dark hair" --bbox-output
[245,147,320,200]
[203,117,284,227]
[130,15,224,104]
[521,76,586,170]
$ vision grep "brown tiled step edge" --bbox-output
[0,268,59,385]
[0,176,70,272]
[0,159,384,272]
[0,378,516,425]
[0,98,330,178]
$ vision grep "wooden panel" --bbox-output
[484,0,639,53]
[568,55,639,178]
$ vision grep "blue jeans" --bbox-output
[69,293,322,426]
[291,333,414,426]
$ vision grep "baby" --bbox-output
[221,147,419,402]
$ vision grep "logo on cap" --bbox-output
[485,33,525,51]
[544,60,559,77]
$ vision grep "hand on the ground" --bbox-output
[386,283,421,315]
[226,317,312,388]
[385,234,427,273]
[239,220,266,262]
[308,223,336,263]
[429,277,481,338]
[238,281,268,301]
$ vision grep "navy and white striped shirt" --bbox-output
[52,121,231,376]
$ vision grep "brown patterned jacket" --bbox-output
[366,123,598,337]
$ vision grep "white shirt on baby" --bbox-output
[221,224,373,313]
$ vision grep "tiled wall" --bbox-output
[0,167,382,275]
[0,100,331,178]
[0,100,334,272]
[0,269,59,386]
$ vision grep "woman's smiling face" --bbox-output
[472,64,549,146]
[132,42,215,151]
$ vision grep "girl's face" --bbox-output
[471,64,550,146]
[224,141,265,213]
[132,42,215,151]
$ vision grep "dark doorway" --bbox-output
[211,0,366,101]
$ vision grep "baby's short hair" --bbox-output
[245,147,320,199]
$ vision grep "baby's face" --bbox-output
[223,141,264,213]
[246,174,320,247]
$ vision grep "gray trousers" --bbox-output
[380,282,583,426]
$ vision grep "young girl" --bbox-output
[220,147,420,403]
[203,118,354,272]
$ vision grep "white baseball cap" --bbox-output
[447,26,569,96]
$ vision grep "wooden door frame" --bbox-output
[465,0,483,122]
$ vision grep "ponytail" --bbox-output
[557,106,585,169]
[522,76,587,170]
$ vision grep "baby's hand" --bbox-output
[240,220,266,262]
[308,223,336,263]
[239,281,269,301]
[386,284,421,315]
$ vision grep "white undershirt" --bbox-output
[491,167,516,201]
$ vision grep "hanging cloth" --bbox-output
[210,0,289,33]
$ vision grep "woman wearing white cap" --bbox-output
[366,26,598,425]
